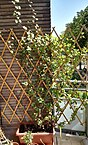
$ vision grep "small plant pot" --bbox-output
[12,142,19,145]
[16,122,53,145]
[16,128,53,145]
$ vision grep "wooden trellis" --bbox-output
[0,26,88,137]
[0,30,32,124]
[52,26,88,126]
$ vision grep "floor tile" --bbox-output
[54,133,83,145]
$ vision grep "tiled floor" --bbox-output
[58,138,83,145]
[54,133,85,145]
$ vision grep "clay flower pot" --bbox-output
[16,123,53,145]
[12,142,19,145]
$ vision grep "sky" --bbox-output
[51,0,88,34]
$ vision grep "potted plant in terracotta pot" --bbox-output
[16,31,54,145]
[12,0,87,144]
[15,28,87,145]
[16,97,53,145]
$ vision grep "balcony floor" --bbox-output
[55,133,87,145]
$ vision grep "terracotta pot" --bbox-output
[12,142,19,145]
[16,128,53,145]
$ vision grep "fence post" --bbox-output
[86,105,88,136]
[85,53,88,136]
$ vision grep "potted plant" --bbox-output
[16,31,54,145]
[15,29,87,145]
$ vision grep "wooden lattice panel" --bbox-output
[0,30,32,124]
[0,27,88,129]
[52,26,88,126]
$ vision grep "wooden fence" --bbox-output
[0,0,51,35]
